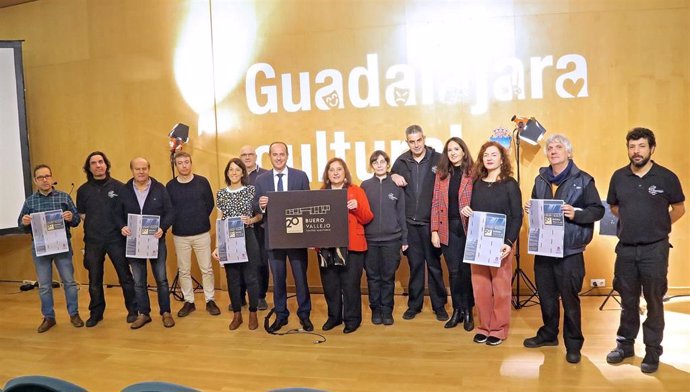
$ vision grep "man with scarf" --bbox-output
[522,134,604,364]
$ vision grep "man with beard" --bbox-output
[605,127,685,373]
[77,151,137,327]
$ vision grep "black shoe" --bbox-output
[177,302,196,317]
[85,316,103,328]
[322,318,343,331]
[435,309,449,321]
[268,318,288,333]
[343,324,360,334]
[473,333,488,343]
[372,309,383,325]
[641,354,659,374]
[382,313,394,325]
[606,347,634,364]
[486,336,503,346]
[566,351,581,364]
[205,300,221,316]
[402,308,420,320]
[523,335,559,348]
[463,309,474,331]
[126,313,138,324]
[444,309,462,329]
[299,317,314,331]
[257,298,269,311]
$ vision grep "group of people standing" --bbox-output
[18,125,683,374]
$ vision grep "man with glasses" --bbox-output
[18,164,83,333]
[240,145,269,310]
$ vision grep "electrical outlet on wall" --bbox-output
[590,278,605,288]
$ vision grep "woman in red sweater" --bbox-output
[319,157,373,334]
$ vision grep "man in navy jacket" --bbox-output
[115,157,175,329]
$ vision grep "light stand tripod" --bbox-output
[511,123,539,309]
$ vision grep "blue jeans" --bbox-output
[31,243,79,319]
[128,240,171,316]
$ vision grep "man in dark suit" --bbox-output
[254,142,313,332]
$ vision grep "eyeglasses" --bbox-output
[371,160,388,166]
[240,153,256,158]
[35,175,52,181]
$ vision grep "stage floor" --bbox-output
[0,282,688,391]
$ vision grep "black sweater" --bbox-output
[166,175,214,236]
[470,177,523,245]
[76,176,126,243]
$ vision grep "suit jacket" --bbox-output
[430,171,473,245]
[253,167,310,248]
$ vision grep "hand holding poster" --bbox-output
[30,209,69,256]
[463,211,507,267]
[527,199,565,257]
[125,214,160,259]
[216,217,249,264]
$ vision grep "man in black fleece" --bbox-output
[391,125,448,321]
[77,151,137,327]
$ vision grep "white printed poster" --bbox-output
[527,199,565,258]
[216,217,249,264]
[125,214,160,259]
[463,212,507,267]
[30,209,69,256]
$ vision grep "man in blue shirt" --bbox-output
[18,164,83,333]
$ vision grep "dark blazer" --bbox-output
[114,177,175,238]
[430,171,473,245]
[253,167,310,248]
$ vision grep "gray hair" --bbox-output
[543,134,573,157]
[405,124,424,137]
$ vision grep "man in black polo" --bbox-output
[77,151,137,327]
[390,125,448,321]
[606,127,685,373]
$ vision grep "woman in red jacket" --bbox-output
[319,157,373,334]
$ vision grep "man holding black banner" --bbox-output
[115,157,175,329]
[253,142,313,332]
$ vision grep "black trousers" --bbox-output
[320,251,364,327]
[613,240,669,360]
[406,223,446,312]
[225,228,261,312]
[534,252,585,352]
[240,225,269,300]
[365,240,401,315]
[440,219,473,311]
[83,238,137,318]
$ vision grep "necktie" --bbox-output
[276,173,284,192]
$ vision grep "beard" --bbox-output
[629,154,651,168]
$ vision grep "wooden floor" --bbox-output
[0,282,688,392]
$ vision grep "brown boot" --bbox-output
[229,312,243,330]
[248,311,258,330]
